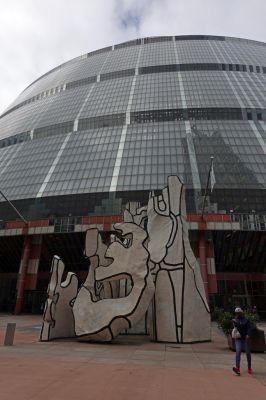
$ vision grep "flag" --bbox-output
[210,159,216,192]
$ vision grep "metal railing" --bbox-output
[231,213,266,231]
[1,213,266,233]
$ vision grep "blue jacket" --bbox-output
[233,316,253,339]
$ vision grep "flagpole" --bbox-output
[201,156,214,219]
[0,190,28,225]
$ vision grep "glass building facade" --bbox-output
[1,35,266,316]
[0,35,266,219]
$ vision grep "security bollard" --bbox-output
[4,323,16,346]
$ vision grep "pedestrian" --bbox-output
[232,307,253,375]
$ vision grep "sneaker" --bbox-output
[248,368,253,374]
[233,367,240,375]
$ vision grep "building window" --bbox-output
[247,111,252,120]
[100,69,135,81]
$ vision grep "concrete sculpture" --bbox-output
[40,176,210,343]
[73,223,155,341]
[147,176,210,342]
[40,256,78,341]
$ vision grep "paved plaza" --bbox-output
[0,314,266,400]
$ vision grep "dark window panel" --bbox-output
[34,121,74,139]
[131,109,186,123]
[139,64,179,74]
[78,114,126,130]
[247,111,252,120]
[100,69,135,81]
[0,131,31,149]
[175,35,225,41]
[114,39,141,49]
[131,108,244,124]
[188,108,243,120]
[180,63,220,71]
[144,36,172,43]
[66,76,97,89]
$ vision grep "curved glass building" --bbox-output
[0,35,266,315]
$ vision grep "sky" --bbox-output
[0,0,266,114]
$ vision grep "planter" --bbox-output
[227,329,266,352]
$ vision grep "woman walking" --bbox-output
[232,307,253,375]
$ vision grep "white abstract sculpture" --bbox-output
[40,256,78,341]
[40,175,210,343]
[147,176,210,342]
[73,223,155,341]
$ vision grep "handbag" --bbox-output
[232,327,241,339]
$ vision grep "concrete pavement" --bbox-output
[0,314,266,400]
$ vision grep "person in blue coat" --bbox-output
[232,307,253,375]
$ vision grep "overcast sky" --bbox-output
[0,0,265,114]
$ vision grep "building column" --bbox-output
[206,236,217,296]
[14,235,32,315]
[199,230,210,304]
[25,235,42,290]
